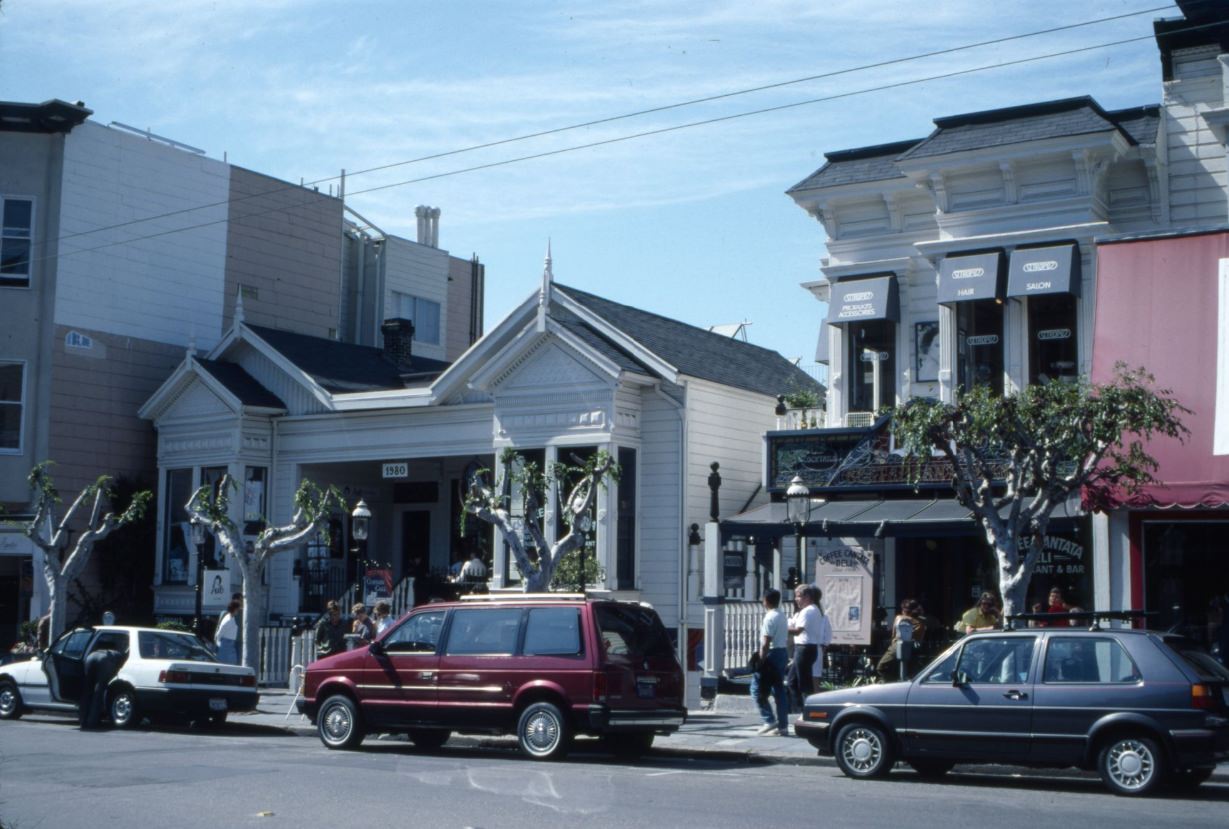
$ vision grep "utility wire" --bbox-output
[47,5,1170,246]
[37,16,1217,267]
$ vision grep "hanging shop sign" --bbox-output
[813,544,875,646]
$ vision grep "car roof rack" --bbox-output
[458,590,615,602]
[1003,609,1153,631]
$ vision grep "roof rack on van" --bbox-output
[458,591,614,602]
[1003,609,1153,631]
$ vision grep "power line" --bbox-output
[46,5,1170,246]
[36,17,1215,267]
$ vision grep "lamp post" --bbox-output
[575,505,593,594]
[351,499,371,587]
[190,517,207,635]
[786,475,812,583]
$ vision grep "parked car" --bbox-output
[298,594,687,760]
[794,621,1229,795]
[0,625,258,727]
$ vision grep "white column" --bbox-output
[938,303,957,403]
[490,452,508,589]
[1092,511,1112,615]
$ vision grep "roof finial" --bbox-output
[186,337,196,359]
[536,239,552,332]
[234,285,245,326]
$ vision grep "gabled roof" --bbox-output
[195,359,286,409]
[246,325,449,393]
[554,284,822,399]
[897,97,1138,161]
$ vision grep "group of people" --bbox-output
[751,584,834,737]
[313,600,394,657]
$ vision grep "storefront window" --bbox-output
[1143,521,1229,646]
[1028,294,1079,385]
[956,300,1004,395]
[616,447,637,590]
[200,466,227,569]
[847,320,895,413]
[162,468,193,584]
[243,466,267,536]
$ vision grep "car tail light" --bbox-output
[239,674,256,687]
[159,670,191,684]
[1191,683,1217,710]
[593,671,608,703]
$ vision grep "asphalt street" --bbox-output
[1,714,1225,829]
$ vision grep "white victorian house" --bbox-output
[139,256,822,655]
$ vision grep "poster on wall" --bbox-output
[202,569,229,611]
[813,545,875,645]
[364,568,393,606]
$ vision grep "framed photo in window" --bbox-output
[914,321,940,382]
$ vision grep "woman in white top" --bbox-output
[214,599,240,664]
[787,584,825,706]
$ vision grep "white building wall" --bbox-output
[1165,46,1229,226]
[382,236,450,363]
[637,387,683,624]
[56,122,230,349]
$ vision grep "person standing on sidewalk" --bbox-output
[752,589,791,736]
[214,600,241,664]
[314,601,347,657]
[787,584,823,709]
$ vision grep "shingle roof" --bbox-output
[196,359,286,409]
[897,97,1133,161]
[787,139,920,193]
[1108,104,1161,146]
[247,325,449,393]
[553,284,824,400]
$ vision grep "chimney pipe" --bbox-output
[381,318,415,370]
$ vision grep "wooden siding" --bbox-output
[1164,47,1228,226]
[636,387,683,622]
[382,237,450,363]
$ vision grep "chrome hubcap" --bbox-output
[112,694,132,723]
[1107,740,1154,790]
[0,688,15,715]
[525,711,560,754]
[842,729,882,772]
[323,705,351,742]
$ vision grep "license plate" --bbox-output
[209,698,227,712]
[636,679,656,699]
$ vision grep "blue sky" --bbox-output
[0,1,1175,370]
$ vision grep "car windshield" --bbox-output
[138,631,216,662]
[594,603,674,660]
[1162,637,1229,681]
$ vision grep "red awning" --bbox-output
[1093,230,1229,508]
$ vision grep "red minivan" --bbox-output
[298,594,687,760]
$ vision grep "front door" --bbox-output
[904,634,1038,760]
[359,609,446,729]
[401,511,431,604]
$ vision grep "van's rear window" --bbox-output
[594,604,673,659]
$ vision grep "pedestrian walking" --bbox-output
[214,599,241,664]
[787,584,824,709]
[751,588,791,737]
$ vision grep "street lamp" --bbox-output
[351,499,372,593]
[786,475,812,582]
[190,517,207,635]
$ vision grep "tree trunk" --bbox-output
[47,575,68,641]
[240,559,265,671]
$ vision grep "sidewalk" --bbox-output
[241,688,1229,782]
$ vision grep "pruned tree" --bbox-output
[186,476,342,669]
[464,448,618,592]
[892,366,1188,617]
[19,462,152,640]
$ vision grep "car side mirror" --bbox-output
[952,670,970,687]
[368,640,385,657]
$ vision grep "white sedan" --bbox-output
[0,625,258,727]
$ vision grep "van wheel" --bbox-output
[408,729,450,750]
[318,695,365,750]
[0,680,23,720]
[1098,735,1163,796]
[109,687,141,729]
[517,701,571,761]
[834,722,893,779]
[604,732,654,758]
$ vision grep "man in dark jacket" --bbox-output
[80,648,124,729]
[314,601,347,657]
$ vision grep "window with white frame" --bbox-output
[391,291,441,345]
[1,198,33,288]
[0,361,24,451]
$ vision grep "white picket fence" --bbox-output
[722,600,795,672]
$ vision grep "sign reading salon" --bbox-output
[1007,243,1081,298]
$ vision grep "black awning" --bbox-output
[720,494,1083,540]
[1006,243,1081,298]
[826,275,900,324]
[937,251,1005,304]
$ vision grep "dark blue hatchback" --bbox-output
[795,620,1229,795]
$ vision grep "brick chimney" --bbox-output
[381,318,415,370]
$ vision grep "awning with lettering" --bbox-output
[937,251,1005,304]
[825,275,900,324]
[1007,243,1081,298]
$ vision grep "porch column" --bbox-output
[490,451,508,589]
